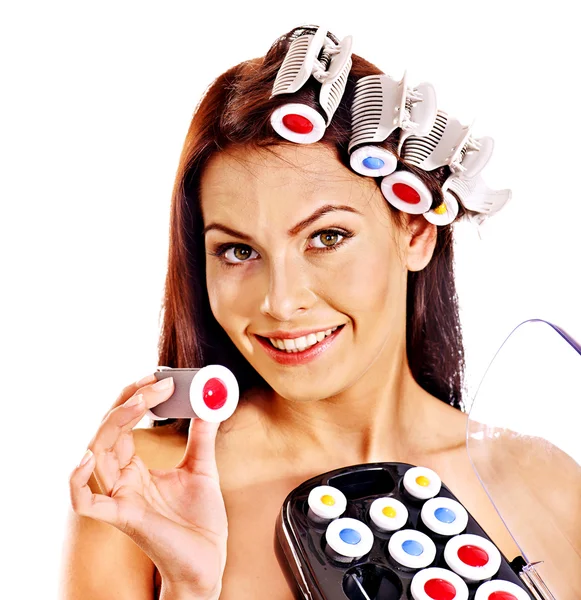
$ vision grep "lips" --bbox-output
[258,324,344,350]
[254,324,345,366]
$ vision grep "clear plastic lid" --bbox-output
[467,319,581,599]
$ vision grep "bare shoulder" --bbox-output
[468,423,579,488]
[462,415,581,588]
[500,431,577,467]
[492,431,580,512]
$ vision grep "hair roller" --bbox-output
[269,27,353,144]
[380,170,434,215]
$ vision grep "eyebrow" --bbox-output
[202,204,362,241]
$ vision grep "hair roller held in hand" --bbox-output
[147,365,239,423]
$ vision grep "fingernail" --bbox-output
[135,373,156,387]
[152,377,173,391]
[125,393,144,407]
[79,449,93,467]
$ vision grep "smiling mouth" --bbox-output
[258,325,345,353]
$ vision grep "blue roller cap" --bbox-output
[362,156,385,170]
[402,539,424,556]
[339,528,362,545]
[434,507,456,524]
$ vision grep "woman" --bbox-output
[60,25,555,599]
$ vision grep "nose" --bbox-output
[259,255,317,322]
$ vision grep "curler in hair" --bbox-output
[270,27,353,144]
[423,192,459,226]
[380,170,434,215]
[401,110,472,172]
[455,135,494,179]
[348,73,408,153]
[270,27,327,97]
[445,174,511,222]
[317,34,353,124]
[350,145,398,177]
[270,102,327,144]
[348,74,437,180]
[397,81,438,151]
[266,27,511,226]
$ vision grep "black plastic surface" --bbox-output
[276,462,532,599]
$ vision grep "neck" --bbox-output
[256,351,438,467]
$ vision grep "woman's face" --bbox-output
[200,143,433,403]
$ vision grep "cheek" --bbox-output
[206,265,233,329]
[322,239,405,313]
[206,265,257,330]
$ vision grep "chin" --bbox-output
[260,371,353,404]
[274,386,329,404]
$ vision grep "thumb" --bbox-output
[176,418,220,476]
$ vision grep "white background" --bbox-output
[1,1,579,597]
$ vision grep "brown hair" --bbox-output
[153,26,466,435]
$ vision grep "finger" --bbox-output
[176,418,220,477]
[69,450,120,527]
[90,394,148,494]
[111,418,142,470]
[98,374,157,427]
[109,373,158,412]
[93,380,175,457]
[111,407,151,470]
[91,381,175,493]
[103,403,148,465]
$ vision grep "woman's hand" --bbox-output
[69,375,227,600]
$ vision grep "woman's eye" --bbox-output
[310,230,345,249]
[212,229,352,266]
[223,245,258,263]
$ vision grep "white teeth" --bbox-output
[295,336,308,351]
[268,326,342,353]
[306,333,318,345]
